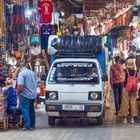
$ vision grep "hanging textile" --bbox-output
[13,5,26,34]
[40,24,52,49]
[111,34,118,49]
[5,3,13,50]
[106,34,112,52]
[39,0,53,23]
[29,0,33,9]
[12,4,26,51]
[98,49,107,76]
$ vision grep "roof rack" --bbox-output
[48,35,103,58]
[55,53,98,59]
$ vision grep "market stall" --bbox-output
[0,0,9,130]
[0,0,7,86]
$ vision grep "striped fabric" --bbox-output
[13,5,25,34]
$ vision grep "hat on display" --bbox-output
[126,59,136,69]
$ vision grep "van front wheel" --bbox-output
[48,116,55,126]
[97,113,103,125]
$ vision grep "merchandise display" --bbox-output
[41,24,53,49]
[39,0,53,23]
[49,35,102,55]
[0,91,8,119]
[0,37,7,84]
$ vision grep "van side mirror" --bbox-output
[102,75,108,82]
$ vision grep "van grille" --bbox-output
[60,111,86,117]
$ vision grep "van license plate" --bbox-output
[62,104,85,111]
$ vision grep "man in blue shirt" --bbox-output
[7,86,17,116]
[17,59,37,130]
[4,77,17,127]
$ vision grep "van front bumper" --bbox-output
[46,102,103,117]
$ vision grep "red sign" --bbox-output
[39,0,53,23]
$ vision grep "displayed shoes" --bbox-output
[130,117,135,124]
[123,118,127,124]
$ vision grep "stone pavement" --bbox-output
[1,94,140,140]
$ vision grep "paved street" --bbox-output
[1,95,140,140]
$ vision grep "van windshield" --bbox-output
[48,62,99,84]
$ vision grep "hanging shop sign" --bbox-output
[39,0,53,23]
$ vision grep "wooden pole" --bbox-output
[42,50,50,73]
[0,0,4,34]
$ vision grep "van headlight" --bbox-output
[49,92,57,99]
[88,92,101,100]
[46,91,58,100]
[91,93,98,99]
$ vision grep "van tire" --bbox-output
[48,116,55,126]
[97,113,103,125]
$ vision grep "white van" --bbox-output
[45,57,106,126]
[46,35,108,126]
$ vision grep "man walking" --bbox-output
[110,56,124,115]
[17,59,37,130]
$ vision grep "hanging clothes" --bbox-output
[12,4,26,51]
[106,34,112,52]
[5,3,13,50]
[39,0,53,23]
[13,5,25,34]
[98,49,107,76]
[40,24,52,49]
[111,34,118,49]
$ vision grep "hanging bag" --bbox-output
[125,69,138,93]
[31,35,40,45]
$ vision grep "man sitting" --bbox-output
[3,77,18,128]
